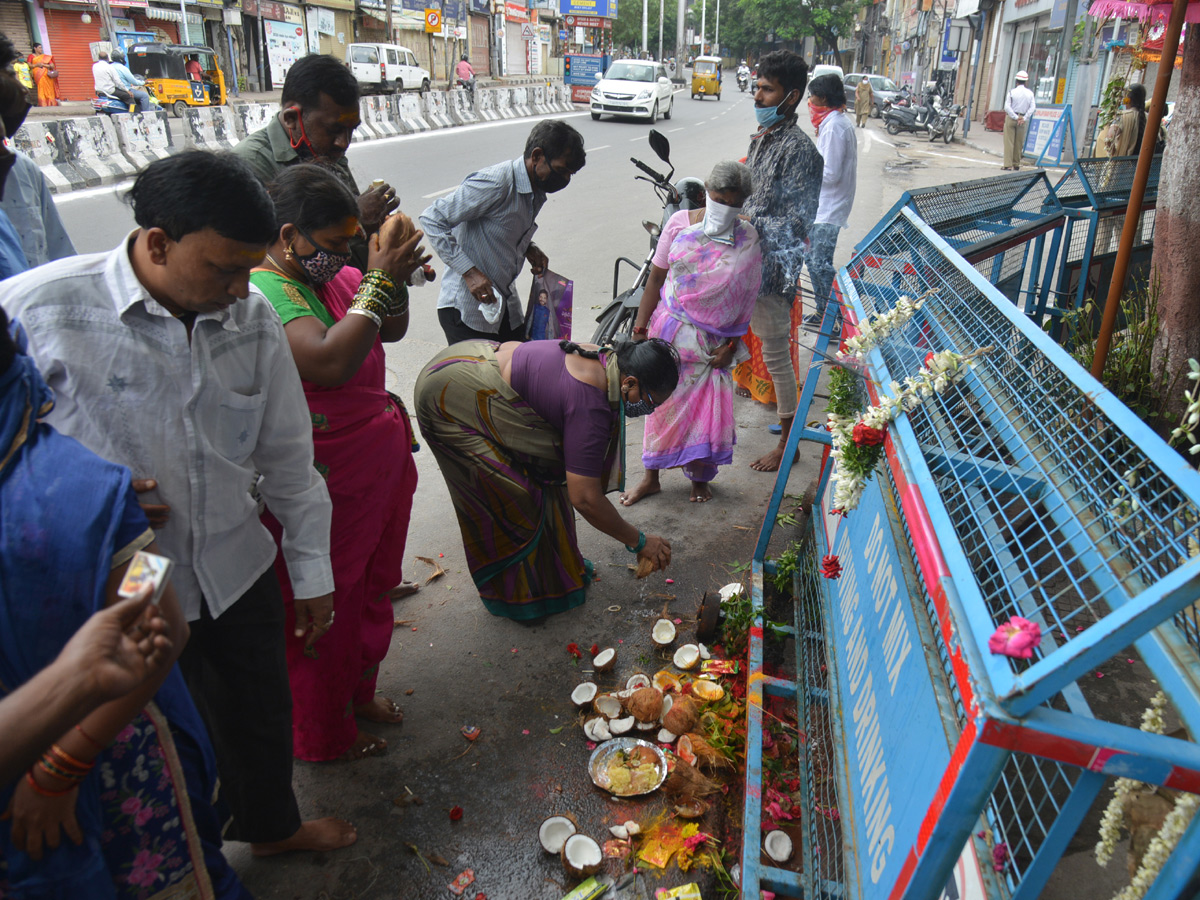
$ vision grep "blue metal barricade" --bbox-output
[739,202,1200,900]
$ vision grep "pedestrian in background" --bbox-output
[733,48,823,474]
[1002,70,1035,170]
[854,75,872,127]
[803,73,857,330]
[27,42,58,107]
[420,119,585,345]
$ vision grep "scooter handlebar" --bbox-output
[631,157,666,183]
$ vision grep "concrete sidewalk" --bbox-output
[960,119,1074,170]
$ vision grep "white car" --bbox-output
[591,60,674,122]
[348,43,431,94]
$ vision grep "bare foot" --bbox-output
[355,695,404,724]
[690,482,713,502]
[389,581,420,601]
[735,385,752,398]
[336,730,388,761]
[620,472,661,507]
[750,445,790,473]
[251,817,358,857]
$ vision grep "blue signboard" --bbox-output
[470,0,489,11]
[1023,103,1076,165]
[560,0,614,17]
[564,53,605,85]
[818,470,951,899]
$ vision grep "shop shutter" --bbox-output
[130,13,180,43]
[41,6,102,101]
[504,21,525,75]
[0,1,32,56]
[469,14,487,74]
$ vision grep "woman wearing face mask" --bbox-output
[620,161,762,506]
[250,165,430,762]
[414,337,679,622]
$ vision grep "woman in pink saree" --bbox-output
[621,161,762,504]
[250,166,431,761]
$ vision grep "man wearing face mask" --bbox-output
[420,119,586,344]
[734,49,823,473]
[233,54,400,272]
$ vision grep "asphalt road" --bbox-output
[50,98,1003,899]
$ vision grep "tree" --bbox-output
[1153,36,1200,402]
[612,0,679,58]
[730,0,865,56]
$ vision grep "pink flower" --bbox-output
[135,806,155,827]
[115,724,136,743]
[988,617,1041,659]
[992,842,1009,872]
[128,850,164,887]
[121,796,142,817]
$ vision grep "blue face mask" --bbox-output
[755,91,796,128]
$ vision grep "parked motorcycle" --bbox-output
[591,129,706,344]
[883,97,935,136]
[927,103,961,143]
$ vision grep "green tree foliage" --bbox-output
[721,0,865,57]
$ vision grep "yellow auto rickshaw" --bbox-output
[126,43,226,118]
[690,56,722,100]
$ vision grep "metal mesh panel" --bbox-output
[844,211,1200,665]
[796,529,846,887]
[986,754,1081,886]
[1065,215,1093,264]
[1090,207,1158,257]
[898,172,1062,257]
[1053,155,1164,211]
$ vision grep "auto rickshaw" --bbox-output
[126,43,226,117]
[690,55,722,100]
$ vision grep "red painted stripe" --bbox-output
[888,850,919,900]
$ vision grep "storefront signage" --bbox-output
[1023,103,1075,165]
[563,13,608,26]
[505,1,529,20]
[560,0,613,18]
[244,0,303,23]
[469,0,489,11]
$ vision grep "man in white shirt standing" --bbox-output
[1003,70,1036,170]
[0,151,357,857]
[802,73,857,329]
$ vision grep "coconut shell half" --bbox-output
[662,696,699,736]
[592,647,616,672]
[626,686,664,723]
[539,814,577,854]
[562,833,603,878]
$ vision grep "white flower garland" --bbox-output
[838,293,930,363]
[1095,693,1169,871]
[1115,793,1199,900]
[827,348,991,513]
[1168,358,1200,457]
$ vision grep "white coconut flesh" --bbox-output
[626,673,652,691]
[562,833,603,876]
[699,643,712,660]
[539,815,577,854]
[652,619,677,645]
[571,682,598,707]
[764,830,793,863]
[609,824,629,839]
[719,582,743,602]
[653,669,682,692]
[583,717,612,742]
[658,728,677,743]
[593,647,616,669]
[636,719,658,731]
[673,644,701,670]
[660,694,674,720]
[594,694,623,719]
[610,716,635,735]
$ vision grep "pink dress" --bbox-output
[642,210,763,482]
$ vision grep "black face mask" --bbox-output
[536,160,570,194]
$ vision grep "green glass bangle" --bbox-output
[625,531,647,553]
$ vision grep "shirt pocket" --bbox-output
[215,390,267,466]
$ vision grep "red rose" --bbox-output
[852,422,886,447]
[590,643,599,657]
[925,351,935,367]
[449,805,464,821]
[566,643,582,659]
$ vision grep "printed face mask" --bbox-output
[703,199,739,242]
[295,231,351,284]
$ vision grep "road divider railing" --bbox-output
[16,82,571,194]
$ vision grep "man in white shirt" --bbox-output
[0,151,356,857]
[91,49,132,108]
[1003,70,1036,170]
[802,73,857,328]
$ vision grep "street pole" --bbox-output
[700,0,706,54]
[963,9,985,137]
[96,0,118,43]
[674,0,684,80]
[178,0,188,43]
[714,0,719,56]
[658,0,663,62]
[1091,0,1187,380]
[642,0,648,54]
[386,0,394,43]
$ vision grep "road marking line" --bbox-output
[668,127,684,132]
[590,144,611,150]
[421,186,458,199]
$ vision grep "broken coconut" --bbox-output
[657,728,677,743]
[583,717,612,742]
[562,833,603,878]
[684,732,731,771]
[635,720,658,731]
[660,693,674,720]
[674,799,708,818]
[663,760,720,801]
[651,618,677,647]
[691,679,725,702]
[609,820,641,840]
[673,644,701,670]
[653,669,682,693]
[610,716,635,736]
[718,582,743,602]
[764,830,793,863]
[676,734,697,766]
[626,673,652,691]
[593,693,623,719]
[627,686,664,723]
[571,682,598,707]
[592,647,616,673]
[661,696,699,736]
[539,815,577,854]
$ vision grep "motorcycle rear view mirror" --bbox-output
[648,130,671,164]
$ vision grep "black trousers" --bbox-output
[438,305,526,345]
[178,568,302,844]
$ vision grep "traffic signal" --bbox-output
[565,56,572,77]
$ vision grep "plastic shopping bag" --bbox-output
[524,270,573,341]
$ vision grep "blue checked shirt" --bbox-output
[420,157,546,334]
